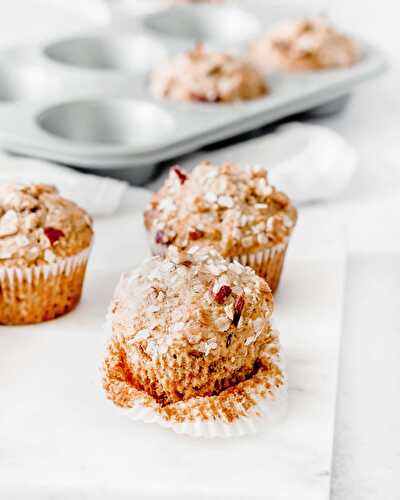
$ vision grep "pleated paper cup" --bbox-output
[102,334,288,439]
[0,247,91,325]
[228,242,288,293]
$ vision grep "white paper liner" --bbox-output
[228,242,287,267]
[0,246,91,324]
[0,247,91,284]
[147,228,287,263]
[102,327,288,438]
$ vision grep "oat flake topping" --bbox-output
[144,161,297,257]
[0,184,93,266]
[107,245,276,407]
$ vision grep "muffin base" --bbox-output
[103,335,287,438]
[229,242,288,293]
[0,248,90,325]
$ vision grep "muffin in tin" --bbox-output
[103,246,286,430]
[0,183,93,325]
[249,17,360,72]
[144,161,297,292]
[150,44,268,103]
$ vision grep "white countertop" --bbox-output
[0,1,399,498]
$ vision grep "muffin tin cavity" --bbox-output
[143,4,260,47]
[37,99,175,147]
[0,65,54,102]
[43,34,167,73]
[0,2,386,175]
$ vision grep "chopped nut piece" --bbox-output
[172,166,188,184]
[233,295,245,327]
[44,227,65,245]
[189,229,205,240]
[210,281,232,304]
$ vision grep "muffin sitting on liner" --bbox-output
[249,17,360,71]
[103,246,286,437]
[144,162,297,292]
[0,184,93,325]
[150,44,268,103]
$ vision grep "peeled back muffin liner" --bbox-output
[0,246,91,325]
[102,327,288,439]
[147,229,289,293]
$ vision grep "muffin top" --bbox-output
[111,245,274,367]
[151,44,268,103]
[250,17,360,71]
[144,161,297,257]
[0,183,93,267]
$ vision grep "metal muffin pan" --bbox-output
[0,1,387,184]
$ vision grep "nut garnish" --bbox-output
[189,229,205,240]
[210,280,232,304]
[172,166,188,185]
[44,227,65,245]
[233,295,245,327]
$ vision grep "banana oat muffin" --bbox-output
[0,183,93,325]
[103,246,286,430]
[249,17,360,72]
[144,162,297,292]
[150,44,268,103]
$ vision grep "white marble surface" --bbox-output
[0,189,345,500]
[0,0,399,498]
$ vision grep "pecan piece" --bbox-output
[44,227,64,245]
[172,166,188,185]
[189,229,205,241]
[232,295,245,327]
[209,280,232,305]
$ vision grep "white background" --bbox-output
[0,1,398,498]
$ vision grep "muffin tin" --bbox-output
[0,1,387,183]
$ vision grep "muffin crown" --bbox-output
[0,183,93,266]
[144,161,297,257]
[111,245,274,361]
[151,44,267,102]
[251,17,359,70]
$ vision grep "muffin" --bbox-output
[150,44,268,103]
[103,246,286,435]
[144,162,297,292]
[249,17,360,72]
[0,183,93,325]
